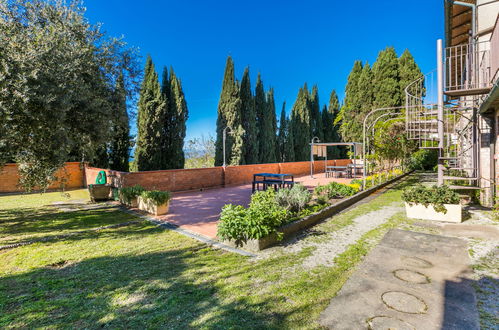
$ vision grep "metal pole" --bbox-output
[310,137,319,178]
[437,39,445,186]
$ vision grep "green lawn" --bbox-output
[0,183,412,329]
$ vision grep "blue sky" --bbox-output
[84,0,444,141]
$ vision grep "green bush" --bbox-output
[217,189,288,243]
[275,184,311,213]
[314,182,358,200]
[401,184,460,213]
[140,190,171,206]
[119,185,145,204]
[408,149,438,171]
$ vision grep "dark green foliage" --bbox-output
[338,61,363,142]
[277,102,295,162]
[109,73,131,172]
[322,90,342,158]
[402,184,460,213]
[310,85,323,141]
[408,149,438,171]
[240,67,259,164]
[214,56,244,166]
[372,47,401,109]
[133,56,165,171]
[290,85,311,161]
[91,144,109,169]
[0,0,140,190]
[275,184,311,213]
[140,190,171,206]
[399,49,424,98]
[256,74,277,163]
[119,185,145,204]
[217,189,289,243]
[168,69,189,169]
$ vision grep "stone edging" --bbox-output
[119,207,257,257]
[222,171,412,252]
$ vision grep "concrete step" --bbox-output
[449,185,481,190]
[443,176,477,181]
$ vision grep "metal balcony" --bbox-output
[444,41,492,97]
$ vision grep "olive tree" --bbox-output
[0,0,140,190]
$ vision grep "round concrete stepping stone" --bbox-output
[367,316,415,330]
[393,269,430,284]
[381,291,428,314]
[401,256,433,268]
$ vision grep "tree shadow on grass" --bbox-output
[0,207,135,245]
[0,247,290,329]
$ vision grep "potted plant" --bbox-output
[119,185,145,208]
[138,190,171,215]
[402,184,462,222]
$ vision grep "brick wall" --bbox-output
[0,162,84,193]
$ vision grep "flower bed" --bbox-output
[219,171,409,252]
[119,185,171,216]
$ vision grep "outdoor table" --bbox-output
[252,173,294,192]
[348,163,364,177]
[326,166,348,178]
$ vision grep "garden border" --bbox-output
[222,171,412,252]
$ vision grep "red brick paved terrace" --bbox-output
[156,173,355,239]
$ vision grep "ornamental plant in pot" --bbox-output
[401,184,462,223]
[119,185,145,208]
[138,190,171,216]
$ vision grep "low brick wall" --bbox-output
[84,159,353,192]
[0,162,84,193]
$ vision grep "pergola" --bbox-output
[309,141,363,178]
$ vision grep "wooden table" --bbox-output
[252,173,294,192]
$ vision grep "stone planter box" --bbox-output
[222,171,412,252]
[404,202,462,223]
[120,197,138,208]
[88,184,111,202]
[137,196,170,216]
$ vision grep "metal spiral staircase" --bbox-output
[405,39,484,190]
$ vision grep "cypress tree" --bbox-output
[133,55,165,171]
[352,63,374,142]
[325,90,343,158]
[109,73,130,172]
[214,56,244,166]
[290,84,311,161]
[285,116,295,162]
[263,88,277,163]
[168,69,188,169]
[159,66,171,168]
[339,61,363,142]
[399,49,424,99]
[310,85,323,141]
[240,67,259,164]
[255,74,272,163]
[372,47,401,109]
[277,102,287,162]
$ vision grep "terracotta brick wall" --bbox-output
[83,159,352,192]
[125,167,224,191]
[0,162,84,193]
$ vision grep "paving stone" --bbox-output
[320,229,480,330]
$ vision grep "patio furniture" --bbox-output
[326,166,348,178]
[252,173,294,192]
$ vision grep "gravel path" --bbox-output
[257,202,404,269]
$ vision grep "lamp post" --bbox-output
[310,136,320,178]
[222,126,233,168]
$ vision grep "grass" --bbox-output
[0,180,413,329]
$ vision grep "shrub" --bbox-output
[275,184,311,213]
[217,189,288,243]
[408,149,438,171]
[140,190,171,206]
[119,185,145,204]
[401,184,460,213]
[314,182,358,200]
